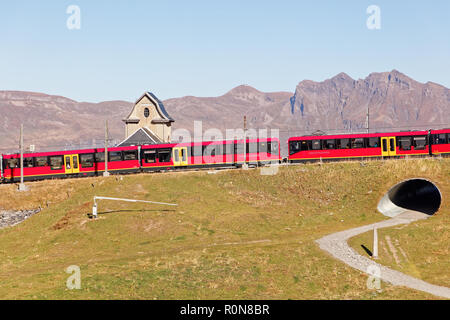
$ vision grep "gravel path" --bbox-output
[316,211,450,299]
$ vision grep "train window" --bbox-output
[322,139,336,149]
[436,134,447,144]
[192,145,203,157]
[351,138,365,149]
[49,156,63,170]
[109,151,122,162]
[7,158,19,168]
[246,142,258,154]
[259,142,268,153]
[203,144,217,157]
[311,140,321,150]
[289,141,300,155]
[80,154,94,168]
[123,150,138,161]
[144,150,156,163]
[413,136,427,150]
[236,142,245,154]
[301,141,310,151]
[224,143,234,155]
[158,149,171,163]
[269,141,279,154]
[337,138,351,149]
[65,156,71,169]
[73,156,79,169]
[95,152,105,162]
[35,156,48,167]
[23,157,34,167]
[215,144,223,155]
[367,137,380,148]
[398,137,412,150]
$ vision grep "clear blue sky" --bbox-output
[0,0,448,102]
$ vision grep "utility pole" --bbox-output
[242,115,248,170]
[103,120,110,177]
[366,104,370,134]
[18,124,28,191]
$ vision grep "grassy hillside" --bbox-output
[0,158,448,299]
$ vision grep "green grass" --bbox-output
[0,158,448,299]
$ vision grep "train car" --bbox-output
[430,129,450,157]
[140,137,281,171]
[1,145,141,183]
[1,138,281,182]
[288,131,430,163]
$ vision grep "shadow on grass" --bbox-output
[86,209,176,219]
[361,244,373,257]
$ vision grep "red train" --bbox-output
[288,129,450,162]
[0,138,280,182]
[1,128,449,183]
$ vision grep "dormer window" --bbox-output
[144,107,150,118]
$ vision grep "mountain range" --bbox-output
[0,70,448,156]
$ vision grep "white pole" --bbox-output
[92,196,178,218]
[373,227,378,259]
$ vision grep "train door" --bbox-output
[180,147,188,166]
[381,137,397,157]
[64,154,80,174]
[172,147,188,166]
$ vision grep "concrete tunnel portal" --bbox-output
[377,179,442,217]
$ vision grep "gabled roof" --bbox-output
[116,127,162,147]
[145,92,174,122]
[124,92,174,122]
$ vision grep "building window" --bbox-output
[144,108,150,118]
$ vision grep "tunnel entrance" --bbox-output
[377,179,442,217]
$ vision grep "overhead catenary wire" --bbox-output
[0,123,449,154]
